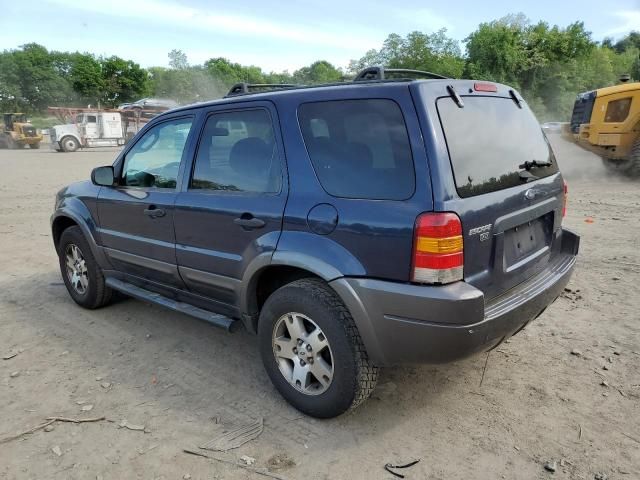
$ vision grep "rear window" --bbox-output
[437,96,558,198]
[298,99,415,200]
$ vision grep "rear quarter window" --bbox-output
[437,96,558,198]
[298,99,415,200]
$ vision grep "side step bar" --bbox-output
[105,277,239,332]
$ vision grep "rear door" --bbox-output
[416,82,565,300]
[173,102,287,310]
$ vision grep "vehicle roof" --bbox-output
[596,82,640,97]
[162,78,524,120]
[169,79,429,114]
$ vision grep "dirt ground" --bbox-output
[0,138,638,480]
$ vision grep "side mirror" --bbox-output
[91,166,115,187]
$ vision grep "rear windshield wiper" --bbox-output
[519,159,552,171]
[518,170,539,182]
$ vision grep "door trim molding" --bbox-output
[104,247,177,275]
[179,266,241,291]
[98,227,175,250]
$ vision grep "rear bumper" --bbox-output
[330,228,580,366]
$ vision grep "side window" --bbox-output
[604,97,632,123]
[190,109,281,193]
[298,99,415,200]
[86,115,97,123]
[122,118,193,188]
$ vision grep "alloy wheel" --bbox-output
[272,312,334,395]
[65,244,88,295]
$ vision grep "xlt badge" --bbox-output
[469,224,492,242]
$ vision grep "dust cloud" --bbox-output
[548,135,610,181]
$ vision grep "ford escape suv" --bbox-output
[52,67,579,418]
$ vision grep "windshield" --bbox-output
[437,96,558,198]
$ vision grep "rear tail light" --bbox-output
[562,180,568,217]
[412,213,463,284]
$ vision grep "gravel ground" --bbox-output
[0,138,638,480]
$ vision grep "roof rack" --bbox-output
[220,67,447,99]
[354,66,448,81]
[225,83,300,97]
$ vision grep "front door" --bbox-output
[83,115,99,139]
[173,104,287,309]
[97,115,195,288]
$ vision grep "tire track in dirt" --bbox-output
[1,272,329,446]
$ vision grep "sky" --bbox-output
[1,0,639,72]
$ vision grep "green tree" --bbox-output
[69,54,105,105]
[293,60,343,84]
[0,52,21,111]
[349,29,464,78]
[464,15,599,120]
[464,16,531,86]
[168,49,189,70]
[100,56,149,106]
[205,57,263,86]
[614,31,640,53]
[9,43,74,111]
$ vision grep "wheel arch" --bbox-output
[239,233,367,333]
[51,208,109,267]
[240,263,327,334]
[52,215,79,251]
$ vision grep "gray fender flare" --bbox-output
[51,208,109,268]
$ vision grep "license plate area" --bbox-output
[503,213,553,271]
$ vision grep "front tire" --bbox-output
[60,136,79,152]
[258,278,378,418]
[57,226,112,309]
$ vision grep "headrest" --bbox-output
[229,137,271,174]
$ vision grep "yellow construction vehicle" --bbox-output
[567,75,640,176]
[0,113,43,149]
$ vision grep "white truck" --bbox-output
[50,112,128,152]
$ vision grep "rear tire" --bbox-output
[258,278,378,418]
[601,139,640,177]
[57,226,112,309]
[29,143,40,149]
[60,136,79,152]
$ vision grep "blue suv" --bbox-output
[52,67,579,418]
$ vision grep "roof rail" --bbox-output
[225,83,300,97]
[354,66,448,82]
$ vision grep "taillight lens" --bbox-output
[562,180,568,217]
[412,213,463,284]
[474,82,498,92]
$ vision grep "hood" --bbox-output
[51,124,80,139]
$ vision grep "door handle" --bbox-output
[144,206,166,218]
[234,215,265,229]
